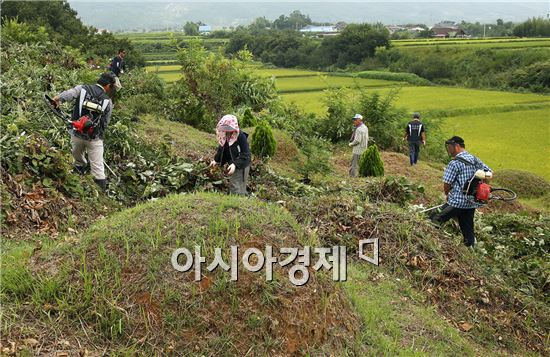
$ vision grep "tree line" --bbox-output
[1,0,145,67]
[225,24,390,69]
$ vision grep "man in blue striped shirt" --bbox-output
[431,136,492,247]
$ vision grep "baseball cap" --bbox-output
[352,114,363,120]
[445,136,465,146]
[97,72,116,86]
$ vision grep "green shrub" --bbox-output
[251,120,276,159]
[1,18,49,44]
[241,108,257,128]
[359,145,384,177]
[293,136,332,182]
[169,41,276,131]
[319,87,354,143]
[358,91,407,151]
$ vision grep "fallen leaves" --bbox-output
[458,321,474,332]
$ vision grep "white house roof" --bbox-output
[299,25,338,33]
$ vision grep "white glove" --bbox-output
[209,160,217,167]
[120,69,124,74]
[227,163,236,176]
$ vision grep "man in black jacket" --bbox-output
[403,112,426,166]
[53,73,116,190]
[109,49,126,77]
[210,115,251,195]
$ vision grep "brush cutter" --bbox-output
[419,187,517,214]
[43,94,71,123]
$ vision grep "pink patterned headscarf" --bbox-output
[216,114,240,146]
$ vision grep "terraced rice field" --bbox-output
[130,32,550,177]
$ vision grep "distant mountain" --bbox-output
[68,1,548,31]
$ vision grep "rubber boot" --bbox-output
[94,179,108,192]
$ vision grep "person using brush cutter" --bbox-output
[51,72,116,191]
[210,114,251,195]
[430,136,493,247]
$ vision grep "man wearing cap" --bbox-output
[349,113,369,177]
[403,112,426,166]
[210,114,251,195]
[52,73,116,191]
[430,136,492,247]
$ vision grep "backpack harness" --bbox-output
[453,156,491,204]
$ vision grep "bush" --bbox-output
[509,61,550,92]
[168,41,277,131]
[358,90,407,151]
[240,108,257,128]
[251,120,276,159]
[293,136,332,183]
[1,18,49,44]
[319,87,354,143]
[359,145,384,177]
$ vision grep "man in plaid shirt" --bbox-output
[431,136,492,247]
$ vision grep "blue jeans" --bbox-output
[408,141,421,165]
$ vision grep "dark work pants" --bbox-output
[408,141,421,165]
[430,204,476,246]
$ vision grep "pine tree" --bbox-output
[359,145,384,177]
[241,108,257,128]
[251,120,276,159]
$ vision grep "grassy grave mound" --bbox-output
[285,193,550,355]
[137,114,217,160]
[3,192,360,355]
[494,169,550,198]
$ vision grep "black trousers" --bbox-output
[408,141,421,165]
[430,204,476,246]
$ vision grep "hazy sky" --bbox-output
[68,1,550,30]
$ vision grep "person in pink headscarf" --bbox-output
[210,114,251,195]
